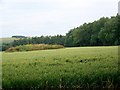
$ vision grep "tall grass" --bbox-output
[5,44,64,52]
[2,46,120,89]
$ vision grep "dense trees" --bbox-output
[65,15,120,47]
[11,35,65,46]
[1,15,120,51]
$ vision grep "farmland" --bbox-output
[2,46,120,89]
[0,38,20,51]
[0,38,19,44]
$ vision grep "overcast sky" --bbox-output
[0,0,119,37]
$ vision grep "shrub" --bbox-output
[5,44,64,52]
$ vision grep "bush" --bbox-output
[6,44,64,52]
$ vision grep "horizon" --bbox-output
[0,0,119,38]
[1,14,117,38]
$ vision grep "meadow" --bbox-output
[2,46,120,89]
[0,38,18,44]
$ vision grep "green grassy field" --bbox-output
[0,38,18,44]
[2,46,120,89]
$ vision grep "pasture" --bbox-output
[0,38,18,44]
[2,46,119,89]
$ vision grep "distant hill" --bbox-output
[0,38,19,51]
[12,35,26,38]
[0,35,26,44]
[0,38,19,44]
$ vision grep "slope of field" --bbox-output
[2,46,119,88]
[0,38,18,44]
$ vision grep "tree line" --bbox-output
[1,15,120,51]
[2,35,65,51]
[65,15,120,47]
